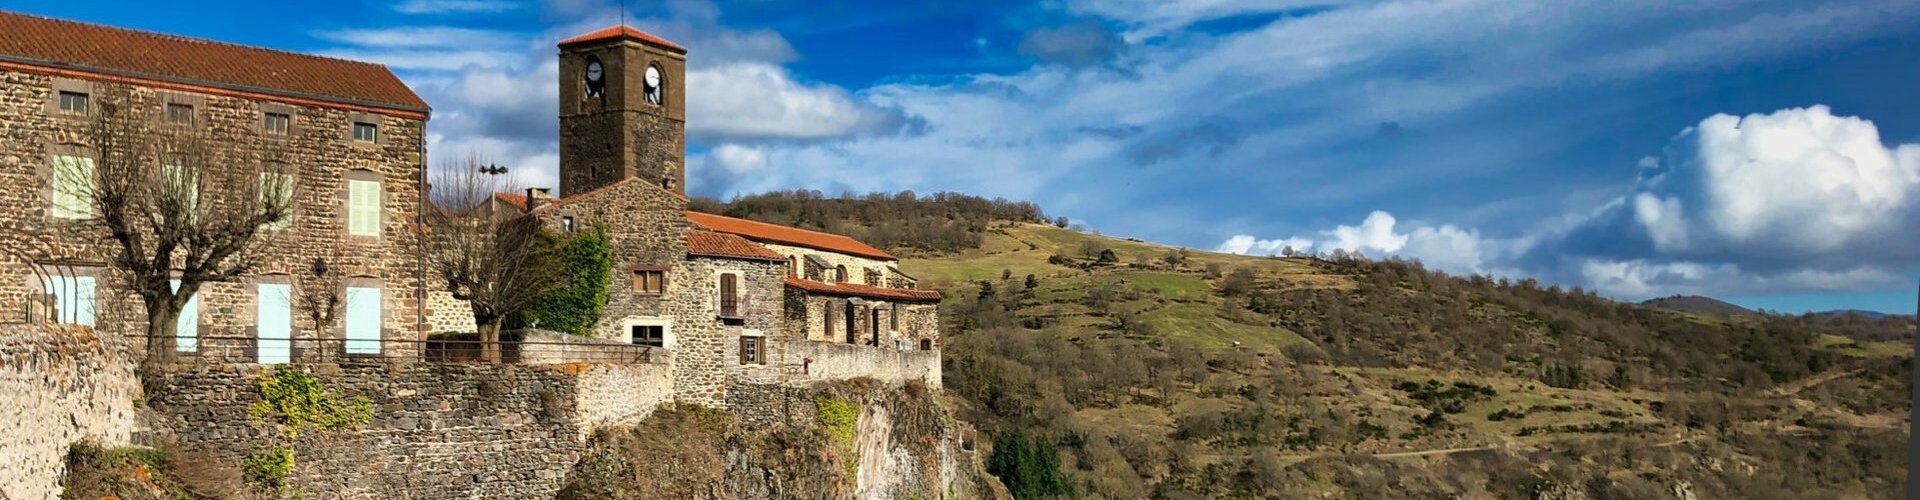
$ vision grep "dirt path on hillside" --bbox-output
[1771,369,1863,397]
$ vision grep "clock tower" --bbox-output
[557,26,687,196]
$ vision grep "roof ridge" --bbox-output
[0,9,394,71]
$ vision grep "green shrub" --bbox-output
[243,445,296,492]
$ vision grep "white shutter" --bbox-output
[257,284,292,364]
[171,280,198,352]
[261,173,294,230]
[348,179,380,236]
[345,286,382,354]
[51,155,92,219]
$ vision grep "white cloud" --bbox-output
[687,63,911,142]
[1217,211,1495,274]
[708,144,768,174]
[313,27,518,48]
[1657,105,1920,254]
[1216,235,1313,256]
[394,0,520,15]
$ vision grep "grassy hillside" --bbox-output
[913,222,1913,499]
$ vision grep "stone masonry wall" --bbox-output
[144,360,667,499]
[0,325,140,500]
[780,340,941,387]
[0,68,428,354]
[538,179,688,342]
[664,256,784,407]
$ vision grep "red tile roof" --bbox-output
[686,212,895,261]
[493,192,529,210]
[558,25,687,53]
[784,276,943,303]
[687,231,786,262]
[491,178,687,214]
[0,10,428,116]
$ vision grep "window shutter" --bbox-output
[348,180,380,236]
[345,286,382,354]
[52,155,92,219]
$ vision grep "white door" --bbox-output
[345,286,381,355]
[170,280,198,352]
[257,283,292,364]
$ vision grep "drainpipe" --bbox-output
[416,124,429,343]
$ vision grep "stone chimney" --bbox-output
[525,187,552,211]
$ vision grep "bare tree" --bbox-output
[62,86,294,360]
[296,251,347,359]
[423,154,561,362]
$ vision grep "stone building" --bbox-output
[490,25,945,404]
[0,9,940,408]
[0,11,431,360]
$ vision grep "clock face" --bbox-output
[586,61,603,83]
[643,66,663,105]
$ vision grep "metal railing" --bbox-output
[133,334,658,365]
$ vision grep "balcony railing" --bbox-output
[132,334,659,365]
[719,294,752,320]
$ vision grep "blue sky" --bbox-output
[12,0,1920,314]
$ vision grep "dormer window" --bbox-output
[166,103,194,124]
[352,122,378,143]
[57,91,89,115]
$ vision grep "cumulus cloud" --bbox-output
[1217,211,1495,275]
[687,63,918,143]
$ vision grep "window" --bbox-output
[352,122,378,142]
[162,161,199,222]
[51,155,93,219]
[57,91,88,114]
[260,172,294,230]
[345,286,382,355]
[632,269,666,294]
[562,216,576,233]
[347,179,380,236]
[835,265,848,283]
[631,325,665,347]
[43,275,95,327]
[891,304,901,332]
[171,280,199,352]
[718,273,740,318]
[739,335,764,365]
[263,112,291,135]
[920,339,933,351]
[166,103,194,124]
[788,256,798,276]
[824,305,837,339]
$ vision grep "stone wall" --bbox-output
[665,256,784,407]
[537,178,688,342]
[780,340,941,387]
[143,359,667,499]
[0,68,428,353]
[424,290,477,335]
[761,242,896,285]
[0,325,140,500]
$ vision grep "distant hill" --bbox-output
[1640,295,1756,317]
[1812,309,1910,320]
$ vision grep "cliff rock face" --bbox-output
[561,380,1003,499]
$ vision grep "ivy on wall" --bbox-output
[517,226,612,336]
[243,367,373,495]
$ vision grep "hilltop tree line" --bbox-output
[688,190,1054,254]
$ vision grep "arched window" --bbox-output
[835,265,848,283]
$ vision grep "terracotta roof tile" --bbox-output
[784,276,942,303]
[559,25,687,52]
[687,231,786,262]
[0,10,427,114]
[686,212,895,261]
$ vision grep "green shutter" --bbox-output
[51,155,92,219]
[348,179,380,236]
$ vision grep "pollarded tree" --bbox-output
[63,87,296,360]
[423,155,562,362]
